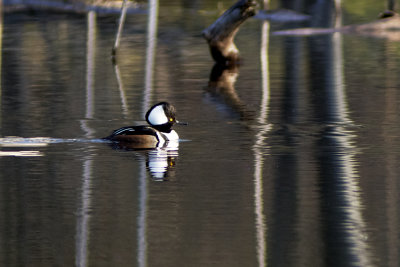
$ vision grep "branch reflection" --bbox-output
[253,18,271,267]
[308,2,371,265]
[313,30,372,267]
[206,63,254,121]
[76,10,96,267]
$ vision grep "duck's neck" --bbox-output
[153,124,173,133]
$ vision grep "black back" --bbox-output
[105,125,158,139]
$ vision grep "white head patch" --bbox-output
[147,105,169,125]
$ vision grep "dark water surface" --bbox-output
[1,1,400,266]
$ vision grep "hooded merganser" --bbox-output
[105,102,185,148]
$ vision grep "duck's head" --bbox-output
[145,102,184,132]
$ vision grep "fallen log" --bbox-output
[273,12,400,41]
[3,0,143,15]
[202,0,257,65]
[254,8,310,22]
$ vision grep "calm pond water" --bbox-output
[1,1,400,266]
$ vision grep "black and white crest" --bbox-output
[145,102,176,127]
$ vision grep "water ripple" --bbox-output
[0,137,106,157]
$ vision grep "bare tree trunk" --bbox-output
[203,0,257,65]
[387,0,396,11]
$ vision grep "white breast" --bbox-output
[155,130,179,148]
[162,130,179,141]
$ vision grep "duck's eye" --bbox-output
[169,118,173,122]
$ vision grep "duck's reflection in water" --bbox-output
[109,141,179,181]
[146,146,178,181]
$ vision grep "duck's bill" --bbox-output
[176,121,188,126]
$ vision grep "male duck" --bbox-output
[105,102,184,148]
